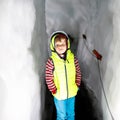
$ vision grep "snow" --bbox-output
[0,0,120,120]
[0,1,40,120]
[46,0,120,120]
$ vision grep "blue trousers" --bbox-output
[54,97,75,120]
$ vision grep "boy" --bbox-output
[45,31,81,120]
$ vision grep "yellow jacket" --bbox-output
[50,31,78,100]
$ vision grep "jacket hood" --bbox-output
[50,31,70,51]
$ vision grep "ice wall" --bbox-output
[0,0,120,120]
[99,1,120,120]
[0,0,47,120]
[88,0,120,120]
[46,0,120,120]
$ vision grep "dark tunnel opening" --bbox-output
[43,80,103,120]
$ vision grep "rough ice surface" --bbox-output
[0,0,41,120]
[46,0,120,120]
[0,0,120,120]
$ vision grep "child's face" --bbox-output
[55,38,67,55]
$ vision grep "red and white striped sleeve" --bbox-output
[74,56,81,87]
[45,58,57,94]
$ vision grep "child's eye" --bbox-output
[55,44,66,48]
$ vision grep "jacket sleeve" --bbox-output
[74,56,81,87]
[45,58,57,94]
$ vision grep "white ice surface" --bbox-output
[0,0,120,120]
[0,1,40,120]
[46,0,120,120]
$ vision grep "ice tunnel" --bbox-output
[0,0,120,120]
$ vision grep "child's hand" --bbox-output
[52,89,57,94]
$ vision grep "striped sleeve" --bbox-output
[74,56,81,87]
[45,58,57,94]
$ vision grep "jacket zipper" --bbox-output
[64,61,68,99]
